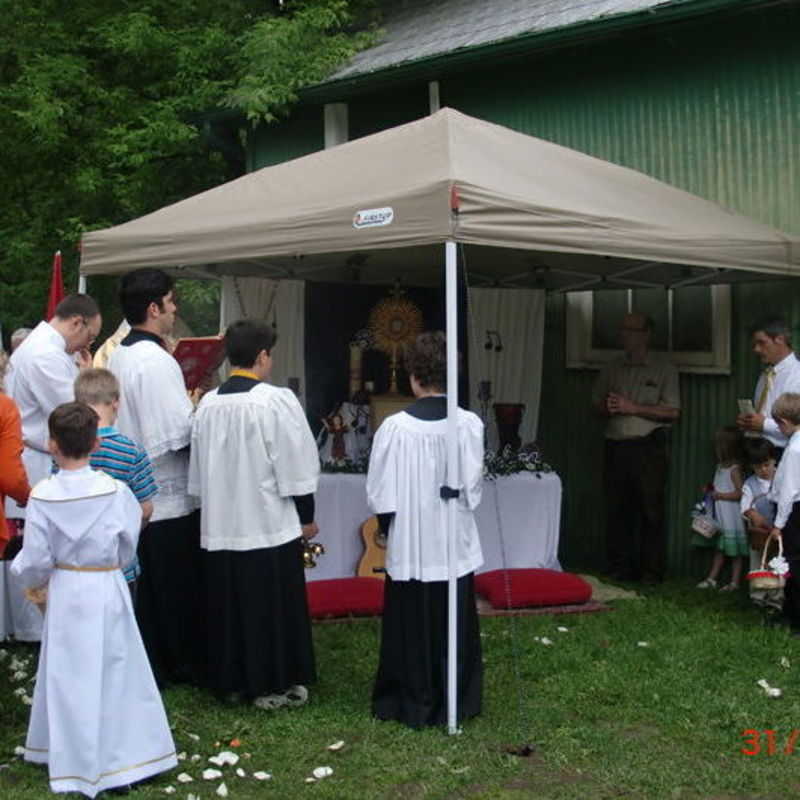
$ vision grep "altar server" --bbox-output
[188,319,320,709]
[4,294,101,642]
[108,268,205,686]
[11,402,177,797]
[366,331,484,728]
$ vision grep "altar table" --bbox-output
[308,471,562,582]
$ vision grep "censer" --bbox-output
[303,540,325,568]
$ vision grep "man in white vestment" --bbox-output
[11,402,177,797]
[366,332,484,728]
[3,294,100,642]
[188,319,320,709]
[108,268,205,686]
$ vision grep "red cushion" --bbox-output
[475,569,592,609]
[306,577,385,619]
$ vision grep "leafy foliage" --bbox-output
[0,1,378,342]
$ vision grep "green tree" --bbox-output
[0,0,377,341]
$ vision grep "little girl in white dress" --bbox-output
[697,426,748,591]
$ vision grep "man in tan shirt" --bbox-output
[592,312,681,583]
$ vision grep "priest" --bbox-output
[366,331,485,728]
[188,319,320,709]
[108,268,205,687]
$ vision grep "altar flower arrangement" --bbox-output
[483,443,552,480]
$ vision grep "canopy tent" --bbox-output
[80,107,800,734]
[81,108,800,289]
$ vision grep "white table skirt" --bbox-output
[308,472,562,582]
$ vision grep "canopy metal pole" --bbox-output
[78,274,87,293]
[445,240,459,735]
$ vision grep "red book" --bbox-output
[172,336,225,390]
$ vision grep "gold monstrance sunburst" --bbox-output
[368,285,423,394]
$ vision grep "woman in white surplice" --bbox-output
[366,332,484,728]
[11,402,177,797]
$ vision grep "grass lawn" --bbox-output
[2,580,799,799]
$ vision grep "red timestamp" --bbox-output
[741,729,800,755]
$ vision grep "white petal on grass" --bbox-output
[252,771,271,781]
[177,752,187,761]
[235,768,246,778]
[557,627,569,633]
[327,740,345,751]
[305,777,316,784]
[187,795,199,800]
[187,733,200,742]
[637,641,649,647]
[202,768,223,780]
[163,787,176,795]
[539,637,553,646]
[12,671,27,681]
[177,773,193,783]
[13,687,26,697]
[756,678,783,698]
[21,695,32,705]
[781,656,791,669]
[13,746,25,756]
[190,754,201,762]
[312,766,333,779]
[209,751,239,767]
[216,782,228,798]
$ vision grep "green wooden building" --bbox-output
[236,0,800,578]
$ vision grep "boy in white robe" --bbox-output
[11,402,177,797]
[366,332,484,728]
[188,319,320,708]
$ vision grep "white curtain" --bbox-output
[220,277,306,404]
[467,288,545,450]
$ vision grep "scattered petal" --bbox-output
[539,637,553,646]
[177,752,187,761]
[327,740,345,751]
[757,678,783,698]
[190,755,201,762]
[13,687,26,697]
[214,741,221,748]
[235,768,246,778]
[187,734,200,742]
[556,626,569,633]
[532,636,540,642]
[637,641,649,648]
[229,738,241,748]
[187,795,200,800]
[209,751,239,766]
[12,671,27,681]
[242,752,252,760]
[163,787,176,795]
[781,656,791,669]
[216,782,228,797]
[21,695,32,705]
[436,757,448,765]
[252,771,271,781]
[305,777,316,784]
[14,746,25,756]
[202,768,223,780]
[312,766,333,779]
[177,773,193,783]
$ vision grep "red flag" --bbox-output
[45,250,65,320]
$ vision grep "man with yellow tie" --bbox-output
[737,319,800,455]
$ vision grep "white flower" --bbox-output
[13,746,25,756]
[637,641,649,648]
[252,771,271,781]
[312,766,333,779]
[327,740,345,751]
[177,773,193,783]
[163,787,176,795]
[202,768,223,780]
[209,751,239,767]
[235,768,246,778]
[556,627,569,633]
[216,782,228,797]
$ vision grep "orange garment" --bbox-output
[0,394,30,556]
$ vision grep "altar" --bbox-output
[307,471,562,582]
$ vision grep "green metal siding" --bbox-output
[248,105,324,170]
[440,7,799,577]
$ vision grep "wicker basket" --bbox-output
[747,537,787,591]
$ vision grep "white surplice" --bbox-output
[5,320,78,513]
[188,382,319,551]
[109,338,197,522]
[10,468,177,797]
[366,408,485,582]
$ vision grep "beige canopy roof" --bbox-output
[81,108,799,290]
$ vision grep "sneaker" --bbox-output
[253,693,289,711]
[719,583,740,593]
[696,578,717,589]
[284,685,309,707]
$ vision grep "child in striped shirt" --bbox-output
[74,368,157,600]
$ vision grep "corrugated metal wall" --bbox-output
[248,4,799,577]
[441,4,800,576]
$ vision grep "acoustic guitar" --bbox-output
[357,516,387,580]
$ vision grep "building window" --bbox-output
[566,285,730,374]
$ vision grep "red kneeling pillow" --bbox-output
[306,577,385,619]
[475,569,591,609]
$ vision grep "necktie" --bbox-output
[755,366,775,414]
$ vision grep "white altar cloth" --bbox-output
[308,472,562,582]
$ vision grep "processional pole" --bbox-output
[445,240,459,735]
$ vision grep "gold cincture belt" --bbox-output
[55,563,120,572]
